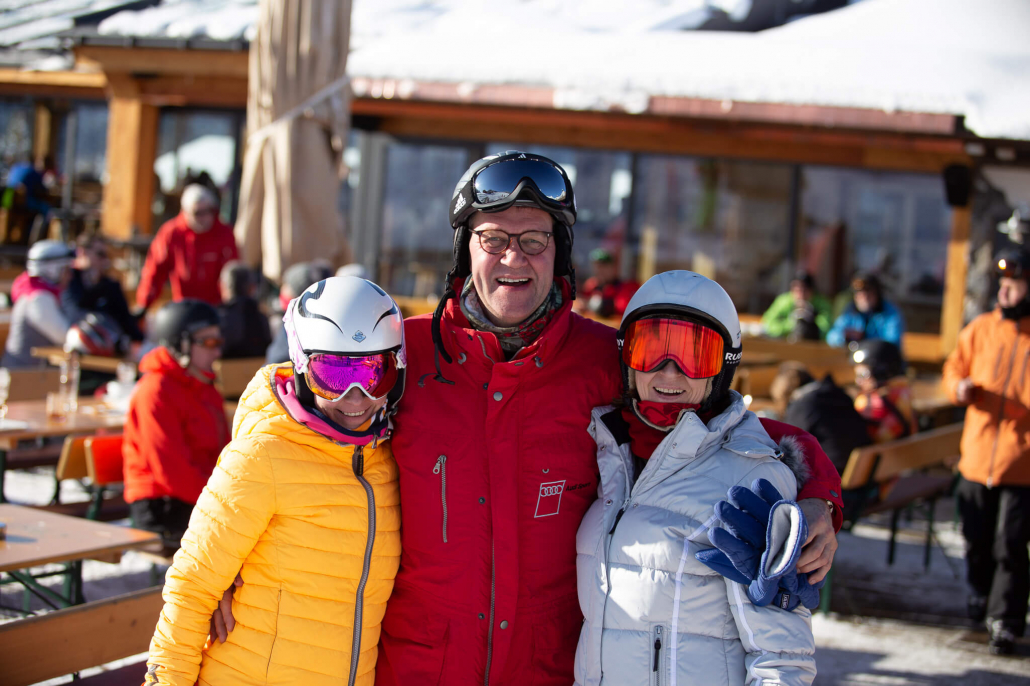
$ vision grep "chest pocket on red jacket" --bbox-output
[518,431,599,599]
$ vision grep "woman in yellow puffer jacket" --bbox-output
[144,277,406,686]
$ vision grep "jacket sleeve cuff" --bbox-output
[797,481,844,533]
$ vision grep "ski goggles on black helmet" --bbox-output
[304,352,400,402]
[996,250,1030,280]
[450,152,576,229]
[622,317,726,379]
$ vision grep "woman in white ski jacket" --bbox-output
[575,270,816,686]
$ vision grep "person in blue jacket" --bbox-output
[826,273,904,347]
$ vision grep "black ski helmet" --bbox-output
[850,339,905,384]
[151,299,221,361]
[429,151,578,369]
[995,247,1030,281]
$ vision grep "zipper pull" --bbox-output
[608,507,626,535]
[653,626,662,672]
[433,455,446,474]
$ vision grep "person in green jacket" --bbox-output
[762,271,832,341]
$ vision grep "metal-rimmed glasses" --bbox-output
[472,229,553,256]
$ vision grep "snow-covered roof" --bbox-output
[11,0,1030,141]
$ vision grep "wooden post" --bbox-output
[31,102,52,165]
[101,76,158,240]
[939,206,972,356]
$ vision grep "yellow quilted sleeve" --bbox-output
[144,437,277,686]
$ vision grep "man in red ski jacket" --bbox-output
[136,184,238,310]
[375,152,843,685]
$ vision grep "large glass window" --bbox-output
[632,155,794,314]
[153,109,244,227]
[799,167,951,332]
[0,98,34,179]
[378,142,470,298]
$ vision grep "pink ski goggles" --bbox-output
[304,352,399,401]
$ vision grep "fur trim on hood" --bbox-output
[775,434,810,490]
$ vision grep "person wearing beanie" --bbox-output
[1,239,74,368]
[136,184,239,311]
[826,272,905,347]
[577,247,640,318]
[762,271,833,341]
[943,247,1030,655]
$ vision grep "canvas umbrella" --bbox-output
[235,0,352,281]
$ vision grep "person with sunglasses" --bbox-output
[62,234,143,343]
[366,152,840,685]
[123,299,229,551]
[136,183,239,312]
[575,271,816,685]
[143,276,404,686]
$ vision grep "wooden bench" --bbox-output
[214,357,265,399]
[0,586,162,686]
[821,423,963,613]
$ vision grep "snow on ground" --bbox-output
[3,467,1029,684]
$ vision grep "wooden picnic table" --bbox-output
[0,503,160,608]
[0,398,127,503]
[30,346,131,375]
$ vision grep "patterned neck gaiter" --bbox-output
[460,279,563,359]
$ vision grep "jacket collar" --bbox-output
[440,277,575,367]
[593,393,779,496]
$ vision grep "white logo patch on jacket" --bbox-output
[534,480,566,517]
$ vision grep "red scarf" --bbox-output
[623,400,723,459]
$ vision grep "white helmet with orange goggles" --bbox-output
[284,276,406,437]
[617,270,742,412]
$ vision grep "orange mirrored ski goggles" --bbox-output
[622,318,725,379]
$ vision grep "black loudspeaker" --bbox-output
[943,164,973,207]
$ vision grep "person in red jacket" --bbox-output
[136,184,239,310]
[215,153,844,684]
[374,152,842,685]
[123,299,229,550]
[577,247,639,318]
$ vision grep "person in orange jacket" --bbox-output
[943,248,1030,655]
[136,184,239,310]
[123,299,229,550]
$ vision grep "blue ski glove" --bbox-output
[695,478,823,611]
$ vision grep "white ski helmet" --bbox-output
[27,240,74,283]
[618,270,742,412]
[285,276,406,417]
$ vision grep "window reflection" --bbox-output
[632,155,794,315]
[0,98,34,177]
[800,167,950,332]
[153,109,243,227]
[378,142,469,298]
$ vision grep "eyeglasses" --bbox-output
[622,318,726,379]
[193,336,224,350]
[305,352,399,401]
[472,229,553,256]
